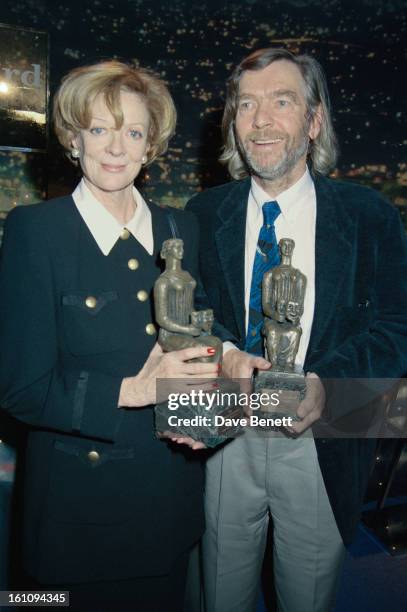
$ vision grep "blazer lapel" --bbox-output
[215,179,251,341]
[307,176,354,355]
[213,175,354,356]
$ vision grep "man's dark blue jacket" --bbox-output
[187,174,407,545]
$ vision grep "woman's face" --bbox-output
[73,90,150,197]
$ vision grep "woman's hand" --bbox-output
[158,432,207,450]
[119,343,219,407]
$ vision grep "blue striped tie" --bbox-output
[245,201,281,355]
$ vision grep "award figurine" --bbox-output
[255,238,307,420]
[154,238,242,446]
[154,238,222,363]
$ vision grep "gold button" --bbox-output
[145,323,156,335]
[128,258,139,270]
[85,296,97,309]
[120,228,130,240]
[88,450,100,462]
[137,290,149,302]
[251,330,257,336]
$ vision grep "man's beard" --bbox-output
[239,129,309,182]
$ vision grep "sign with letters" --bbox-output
[0,23,48,151]
[0,23,48,241]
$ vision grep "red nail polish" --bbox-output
[207,348,216,354]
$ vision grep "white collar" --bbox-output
[250,167,315,223]
[72,179,153,255]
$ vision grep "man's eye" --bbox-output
[239,101,253,111]
[277,99,289,107]
[89,127,105,135]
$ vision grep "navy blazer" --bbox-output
[0,196,204,584]
[187,174,407,545]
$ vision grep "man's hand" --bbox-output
[288,372,326,435]
[222,348,271,379]
[221,348,270,396]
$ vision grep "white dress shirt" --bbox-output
[225,167,316,369]
[72,179,154,256]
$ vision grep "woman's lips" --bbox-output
[101,163,127,172]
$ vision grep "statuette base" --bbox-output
[255,368,306,422]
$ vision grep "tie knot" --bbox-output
[262,200,280,227]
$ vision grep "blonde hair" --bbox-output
[221,48,339,178]
[53,60,176,164]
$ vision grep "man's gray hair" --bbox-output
[220,47,339,179]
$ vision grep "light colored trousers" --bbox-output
[196,433,346,612]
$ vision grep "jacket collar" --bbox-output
[215,178,251,341]
[72,179,153,255]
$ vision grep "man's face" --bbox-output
[234,60,321,183]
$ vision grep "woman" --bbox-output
[0,60,217,611]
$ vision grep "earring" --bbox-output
[71,147,80,159]
[141,155,147,164]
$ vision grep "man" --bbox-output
[186,48,407,612]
